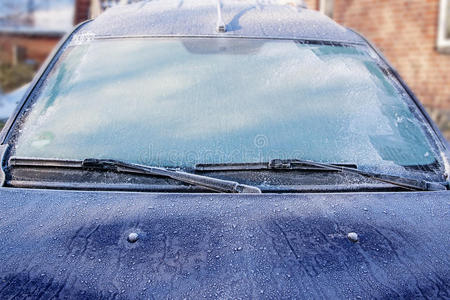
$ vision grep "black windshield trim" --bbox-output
[6,180,407,194]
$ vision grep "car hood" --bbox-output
[0,188,448,298]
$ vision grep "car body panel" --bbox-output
[0,84,29,124]
[0,188,448,298]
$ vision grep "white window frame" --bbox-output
[319,0,334,19]
[437,0,450,52]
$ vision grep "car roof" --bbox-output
[75,0,364,44]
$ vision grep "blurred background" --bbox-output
[0,0,449,140]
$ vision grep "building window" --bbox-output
[320,0,334,19]
[437,0,450,52]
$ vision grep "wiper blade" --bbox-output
[8,157,261,194]
[196,161,358,171]
[83,159,261,193]
[195,159,447,191]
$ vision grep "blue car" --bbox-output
[0,0,449,298]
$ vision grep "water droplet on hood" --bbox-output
[127,232,139,243]
[347,232,359,243]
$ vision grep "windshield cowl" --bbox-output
[5,156,448,193]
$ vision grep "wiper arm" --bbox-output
[195,159,447,191]
[271,159,447,191]
[8,157,261,194]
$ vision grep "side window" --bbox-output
[320,0,334,19]
[437,0,450,52]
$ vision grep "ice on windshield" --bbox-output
[14,38,439,173]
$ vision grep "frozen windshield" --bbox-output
[13,38,440,174]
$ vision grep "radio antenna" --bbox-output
[216,0,227,33]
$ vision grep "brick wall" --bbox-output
[0,34,60,64]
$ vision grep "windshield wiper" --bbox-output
[195,159,447,191]
[8,157,261,194]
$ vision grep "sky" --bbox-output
[0,0,75,32]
